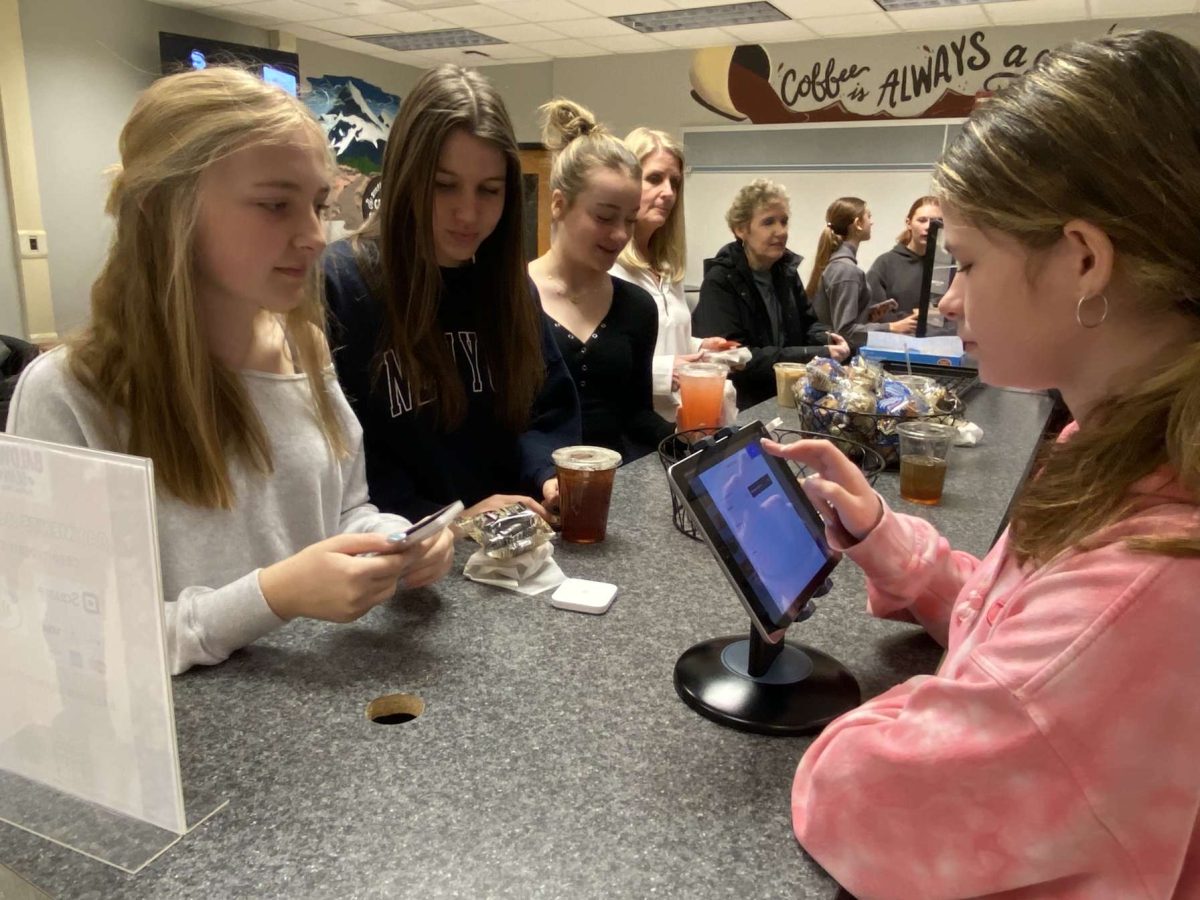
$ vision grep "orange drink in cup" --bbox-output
[677,363,726,435]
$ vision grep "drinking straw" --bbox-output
[904,343,913,377]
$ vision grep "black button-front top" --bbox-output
[546,276,673,463]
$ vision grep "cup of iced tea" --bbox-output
[552,446,622,543]
[677,363,726,435]
[897,421,956,505]
[773,362,806,408]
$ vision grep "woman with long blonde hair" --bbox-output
[866,194,939,330]
[611,127,736,423]
[767,30,1200,896]
[9,67,453,674]
[325,65,580,522]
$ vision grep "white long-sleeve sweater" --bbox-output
[9,347,410,675]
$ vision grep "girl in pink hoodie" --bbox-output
[764,30,1200,899]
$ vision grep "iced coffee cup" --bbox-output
[552,446,622,543]
[773,362,806,408]
[896,421,956,505]
[677,362,726,435]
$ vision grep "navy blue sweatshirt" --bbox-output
[323,240,582,519]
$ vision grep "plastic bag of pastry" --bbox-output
[455,502,554,560]
[804,357,846,393]
[846,355,885,394]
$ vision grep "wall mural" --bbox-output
[304,75,400,233]
[689,28,1079,124]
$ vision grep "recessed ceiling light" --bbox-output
[873,0,983,10]
[614,2,786,34]
[356,29,504,51]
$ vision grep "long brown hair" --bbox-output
[355,65,542,431]
[70,66,347,509]
[898,195,939,245]
[934,29,1200,565]
[805,197,866,297]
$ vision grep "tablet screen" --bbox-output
[669,422,837,637]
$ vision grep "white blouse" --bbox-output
[610,261,703,422]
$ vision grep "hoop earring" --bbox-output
[1076,293,1108,329]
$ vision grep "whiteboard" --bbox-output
[683,168,936,289]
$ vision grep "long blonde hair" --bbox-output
[354,65,542,432]
[934,29,1200,565]
[805,197,866,297]
[538,98,640,211]
[70,66,346,509]
[617,127,686,283]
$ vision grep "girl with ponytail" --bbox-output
[808,197,913,348]
[767,30,1200,897]
[529,99,673,461]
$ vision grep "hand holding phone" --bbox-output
[382,500,464,552]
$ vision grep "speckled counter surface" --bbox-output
[2,387,1054,900]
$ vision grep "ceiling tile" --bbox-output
[586,32,672,52]
[307,15,383,33]
[429,4,525,26]
[1089,0,1193,14]
[887,4,989,30]
[282,22,345,39]
[721,19,816,42]
[771,0,883,17]
[545,16,637,37]
[492,0,594,22]
[361,9,450,29]
[150,0,250,8]
[520,38,608,56]
[220,0,334,23]
[300,0,410,14]
[476,22,564,41]
[463,41,551,58]
[566,0,675,12]
[803,12,901,36]
[400,0,473,8]
[651,26,736,48]
[980,0,1087,23]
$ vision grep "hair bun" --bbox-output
[538,98,600,151]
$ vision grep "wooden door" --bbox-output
[518,146,552,261]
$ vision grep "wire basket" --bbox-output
[657,427,886,542]
[795,394,960,468]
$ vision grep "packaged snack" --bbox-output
[455,502,554,560]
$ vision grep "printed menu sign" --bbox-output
[0,434,185,834]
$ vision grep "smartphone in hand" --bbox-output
[359,501,464,558]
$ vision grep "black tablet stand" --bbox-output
[674,579,861,736]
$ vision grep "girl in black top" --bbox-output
[529,99,673,462]
[324,66,581,522]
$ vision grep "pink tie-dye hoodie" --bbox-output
[793,440,1200,898]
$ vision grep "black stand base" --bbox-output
[674,631,861,736]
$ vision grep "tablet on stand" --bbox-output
[666,422,861,735]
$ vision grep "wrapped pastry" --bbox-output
[805,357,846,393]
[455,502,554,560]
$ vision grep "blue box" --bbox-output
[859,346,965,367]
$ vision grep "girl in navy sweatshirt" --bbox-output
[324,66,581,522]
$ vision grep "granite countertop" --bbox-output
[1,387,1054,900]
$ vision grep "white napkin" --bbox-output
[463,542,566,596]
[955,420,984,447]
[701,347,752,370]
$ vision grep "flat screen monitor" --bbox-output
[917,217,959,337]
[158,32,300,96]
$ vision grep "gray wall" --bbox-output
[0,126,24,337]
[17,0,275,332]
